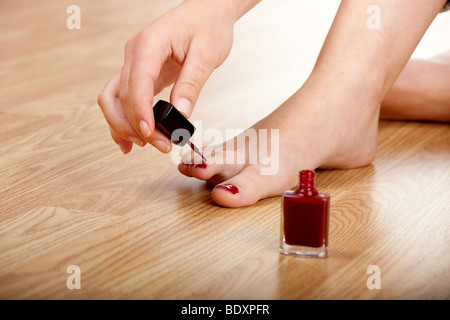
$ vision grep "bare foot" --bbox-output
[179,78,380,207]
[381,51,450,122]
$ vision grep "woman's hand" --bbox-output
[98,0,237,154]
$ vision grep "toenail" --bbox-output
[194,163,207,169]
[216,184,239,194]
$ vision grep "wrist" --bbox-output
[182,0,261,23]
[230,0,262,20]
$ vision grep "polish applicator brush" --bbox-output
[153,100,206,161]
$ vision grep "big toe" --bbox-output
[211,165,293,208]
[178,150,246,185]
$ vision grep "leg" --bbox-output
[180,0,448,207]
[381,51,450,122]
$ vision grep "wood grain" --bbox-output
[0,0,449,299]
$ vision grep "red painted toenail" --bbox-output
[194,163,207,169]
[216,184,239,194]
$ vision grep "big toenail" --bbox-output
[216,184,239,194]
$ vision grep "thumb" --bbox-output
[171,51,215,118]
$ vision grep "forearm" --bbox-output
[311,0,447,103]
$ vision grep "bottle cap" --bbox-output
[153,100,195,146]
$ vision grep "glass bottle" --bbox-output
[280,170,330,258]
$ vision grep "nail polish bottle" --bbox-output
[279,170,330,258]
[153,100,205,160]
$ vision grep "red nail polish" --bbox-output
[194,163,207,169]
[280,170,330,258]
[216,184,239,194]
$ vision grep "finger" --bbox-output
[100,73,171,153]
[118,37,173,152]
[153,58,182,95]
[98,72,146,147]
[170,44,216,118]
[110,127,133,154]
[124,33,171,141]
[119,36,135,118]
[146,129,173,153]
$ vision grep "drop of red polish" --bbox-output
[216,184,239,194]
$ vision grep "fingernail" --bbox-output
[118,142,128,154]
[216,184,239,194]
[175,98,192,118]
[139,120,151,138]
[194,163,207,169]
[128,136,145,147]
[152,140,171,153]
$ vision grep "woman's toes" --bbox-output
[211,165,291,208]
[179,150,247,183]
[178,162,193,177]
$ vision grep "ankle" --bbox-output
[306,67,385,109]
[295,72,381,168]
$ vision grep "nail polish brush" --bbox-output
[153,100,206,161]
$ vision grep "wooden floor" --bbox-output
[1,0,449,300]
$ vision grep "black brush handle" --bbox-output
[153,100,196,146]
